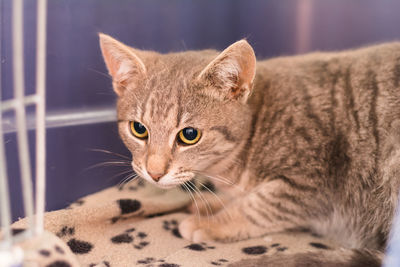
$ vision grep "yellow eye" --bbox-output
[130,121,148,139]
[178,127,201,145]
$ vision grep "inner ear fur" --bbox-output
[197,40,256,103]
[99,33,146,96]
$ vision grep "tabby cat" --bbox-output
[99,33,400,266]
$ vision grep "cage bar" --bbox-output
[12,0,35,236]
[34,0,47,236]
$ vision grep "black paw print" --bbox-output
[162,219,181,238]
[110,228,150,250]
[56,226,75,237]
[46,260,72,267]
[185,242,215,251]
[210,259,229,266]
[119,179,146,191]
[37,244,72,267]
[309,242,330,250]
[67,198,85,209]
[270,243,288,252]
[242,245,268,255]
[136,257,167,266]
[56,226,93,254]
[89,261,110,267]
[38,245,66,258]
[110,198,144,224]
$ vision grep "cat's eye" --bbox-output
[178,127,201,145]
[130,121,148,139]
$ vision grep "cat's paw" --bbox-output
[178,216,213,242]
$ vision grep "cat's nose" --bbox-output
[148,171,163,182]
[146,153,168,182]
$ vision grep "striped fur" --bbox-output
[100,34,400,264]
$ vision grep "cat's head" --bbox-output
[99,33,256,188]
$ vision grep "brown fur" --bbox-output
[100,33,400,264]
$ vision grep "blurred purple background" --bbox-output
[1,0,400,221]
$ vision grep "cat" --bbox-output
[99,33,400,266]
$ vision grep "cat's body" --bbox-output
[99,34,400,265]
[230,44,400,250]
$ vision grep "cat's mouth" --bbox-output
[131,163,195,189]
[145,175,195,190]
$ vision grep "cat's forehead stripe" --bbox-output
[210,126,237,142]
[176,91,182,127]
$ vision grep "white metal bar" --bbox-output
[1,95,39,112]
[12,0,34,233]
[0,0,12,247]
[2,107,117,134]
[0,116,12,249]
[35,0,47,235]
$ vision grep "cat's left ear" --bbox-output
[99,33,146,96]
[197,40,256,103]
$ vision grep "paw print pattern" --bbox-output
[66,198,86,210]
[162,219,182,238]
[134,230,150,249]
[242,245,268,255]
[309,242,330,250]
[119,179,145,191]
[56,226,93,254]
[56,226,75,237]
[110,198,144,224]
[270,243,288,252]
[110,228,150,250]
[46,261,72,267]
[185,242,215,251]
[38,245,65,258]
[210,259,229,266]
[37,244,71,267]
[136,257,168,266]
[89,261,110,267]
[241,243,289,255]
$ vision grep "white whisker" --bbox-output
[87,148,131,160]
[182,182,200,222]
[196,179,233,221]
[84,161,131,172]
[188,180,213,227]
[109,168,134,181]
[193,171,245,193]
[118,173,138,189]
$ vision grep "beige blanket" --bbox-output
[12,179,340,266]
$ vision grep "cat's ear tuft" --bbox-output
[99,33,146,96]
[198,40,256,103]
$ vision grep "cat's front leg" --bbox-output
[179,178,324,242]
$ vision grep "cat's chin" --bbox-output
[153,182,179,190]
[139,177,182,190]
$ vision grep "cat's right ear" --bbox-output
[99,33,146,96]
[197,40,256,103]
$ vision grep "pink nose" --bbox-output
[148,172,163,182]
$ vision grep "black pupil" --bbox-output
[183,128,197,140]
[134,122,146,134]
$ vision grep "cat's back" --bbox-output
[248,41,400,189]
[252,42,400,132]
[258,41,400,71]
